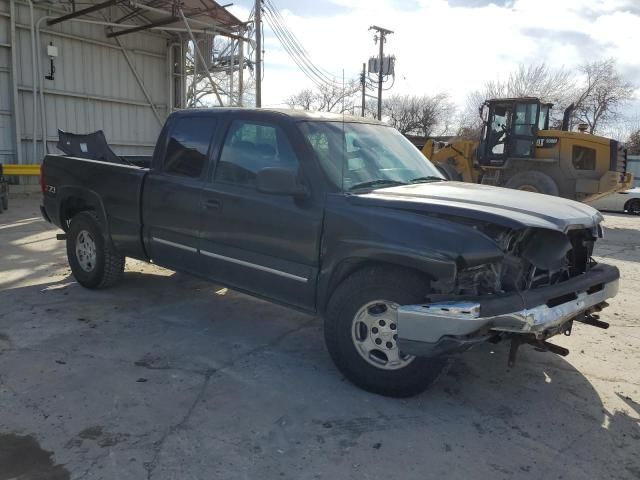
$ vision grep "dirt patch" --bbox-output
[0,433,70,480]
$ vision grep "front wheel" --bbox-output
[66,212,125,289]
[625,198,640,215]
[324,266,449,397]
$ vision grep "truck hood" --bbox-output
[354,181,602,233]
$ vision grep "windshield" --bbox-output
[298,121,444,191]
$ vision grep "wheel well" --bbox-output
[323,258,432,312]
[60,197,94,230]
[624,197,640,210]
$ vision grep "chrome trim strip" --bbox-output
[152,237,198,253]
[200,249,308,283]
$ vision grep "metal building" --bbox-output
[0,0,249,187]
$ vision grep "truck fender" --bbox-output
[317,243,457,313]
[56,186,115,250]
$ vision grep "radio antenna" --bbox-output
[341,68,346,193]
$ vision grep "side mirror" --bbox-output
[256,167,309,199]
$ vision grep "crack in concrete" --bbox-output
[143,319,316,480]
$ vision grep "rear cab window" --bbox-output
[163,116,217,178]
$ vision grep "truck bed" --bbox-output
[41,154,149,259]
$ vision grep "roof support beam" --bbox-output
[106,16,179,37]
[47,0,121,26]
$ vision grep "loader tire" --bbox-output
[67,212,125,289]
[435,163,462,181]
[504,171,559,196]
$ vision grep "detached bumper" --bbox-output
[397,263,619,357]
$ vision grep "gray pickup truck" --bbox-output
[40,108,619,397]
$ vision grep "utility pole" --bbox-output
[360,62,366,117]
[255,0,262,107]
[369,25,393,120]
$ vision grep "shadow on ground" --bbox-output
[1,197,639,479]
[1,270,639,480]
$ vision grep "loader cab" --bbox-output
[478,98,552,167]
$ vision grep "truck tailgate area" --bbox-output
[41,154,149,259]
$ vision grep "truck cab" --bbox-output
[478,97,552,166]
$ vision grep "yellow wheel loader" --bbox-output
[423,97,632,201]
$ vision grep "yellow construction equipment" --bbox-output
[422,97,633,201]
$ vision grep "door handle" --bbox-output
[203,198,222,210]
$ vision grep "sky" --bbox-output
[227,0,640,120]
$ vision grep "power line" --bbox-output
[261,0,356,90]
[263,0,343,87]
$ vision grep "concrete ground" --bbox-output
[0,195,639,480]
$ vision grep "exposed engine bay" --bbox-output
[432,225,600,297]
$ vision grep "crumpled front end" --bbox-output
[396,222,620,362]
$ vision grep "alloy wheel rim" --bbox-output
[75,230,97,272]
[351,300,415,370]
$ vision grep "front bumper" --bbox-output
[397,263,619,357]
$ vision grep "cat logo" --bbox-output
[536,137,559,148]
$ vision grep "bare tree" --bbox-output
[286,81,360,113]
[573,59,635,134]
[382,93,455,137]
[626,129,640,155]
[286,89,315,110]
[462,63,576,131]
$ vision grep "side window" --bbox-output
[572,146,596,170]
[164,117,216,178]
[215,121,299,187]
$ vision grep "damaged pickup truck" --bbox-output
[40,109,619,397]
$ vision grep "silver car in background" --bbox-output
[587,188,640,215]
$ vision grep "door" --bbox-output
[142,115,217,274]
[483,103,511,165]
[508,102,539,158]
[199,118,323,309]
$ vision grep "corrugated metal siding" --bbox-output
[0,0,14,163]
[1,0,170,169]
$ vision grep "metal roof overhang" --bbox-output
[45,0,249,41]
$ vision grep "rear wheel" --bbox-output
[324,266,449,397]
[66,212,125,289]
[625,198,640,215]
[504,171,559,196]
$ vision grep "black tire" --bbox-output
[504,171,559,196]
[435,162,462,181]
[324,266,449,397]
[624,198,640,215]
[0,196,4,214]
[66,212,125,289]
[1,194,7,211]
